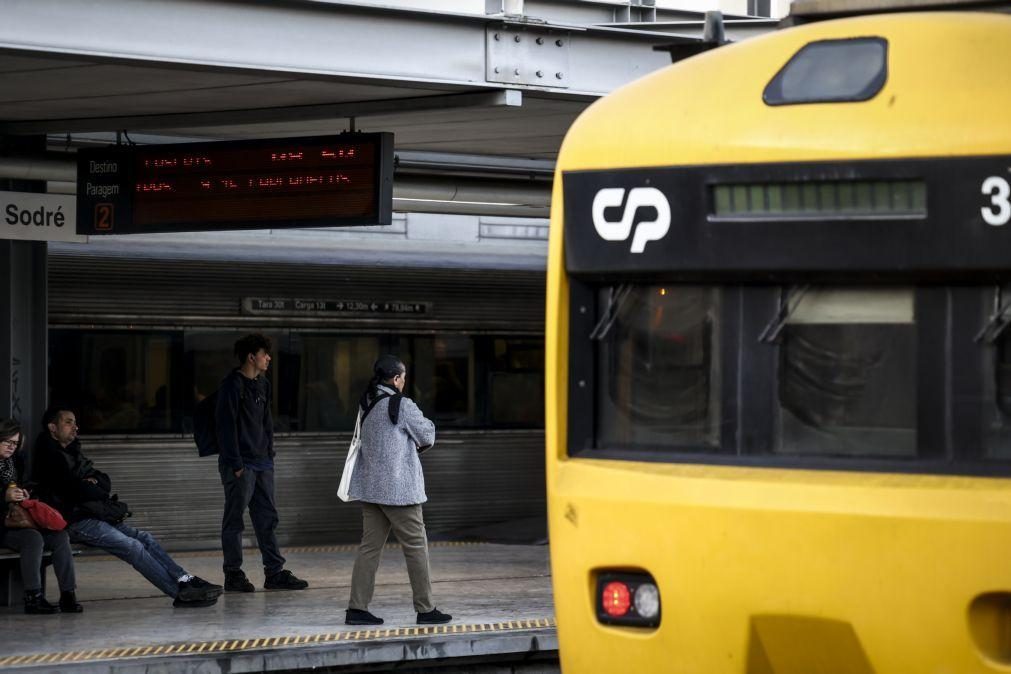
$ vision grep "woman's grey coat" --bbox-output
[348,385,436,506]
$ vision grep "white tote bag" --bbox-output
[337,409,363,502]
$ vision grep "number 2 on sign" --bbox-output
[95,203,114,231]
[982,176,1011,226]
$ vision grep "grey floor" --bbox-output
[0,542,555,670]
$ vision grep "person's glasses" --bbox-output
[0,439,18,448]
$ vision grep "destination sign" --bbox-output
[242,297,431,317]
[77,133,394,235]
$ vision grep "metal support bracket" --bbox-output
[486,24,571,88]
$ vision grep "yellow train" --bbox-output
[546,10,1011,673]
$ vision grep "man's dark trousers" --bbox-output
[218,461,285,576]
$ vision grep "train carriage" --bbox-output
[45,241,547,547]
[546,11,1011,673]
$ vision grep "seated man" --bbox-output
[33,405,222,608]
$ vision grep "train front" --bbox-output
[546,12,1011,673]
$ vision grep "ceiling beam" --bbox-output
[0,0,681,102]
[0,90,522,136]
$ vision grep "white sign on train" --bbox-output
[1,191,87,243]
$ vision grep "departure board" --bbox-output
[77,133,393,235]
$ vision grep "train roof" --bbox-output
[556,11,1011,173]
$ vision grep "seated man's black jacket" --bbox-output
[32,432,115,523]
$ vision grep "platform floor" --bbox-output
[0,542,556,673]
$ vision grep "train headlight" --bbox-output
[595,571,661,628]
[634,582,660,620]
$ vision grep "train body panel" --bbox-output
[550,460,1011,672]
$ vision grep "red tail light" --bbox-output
[601,581,632,617]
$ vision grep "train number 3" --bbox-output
[982,176,1011,226]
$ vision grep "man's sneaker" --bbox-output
[417,608,452,625]
[224,570,255,593]
[173,596,218,608]
[177,578,217,602]
[186,576,223,599]
[264,569,308,590]
[345,608,384,625]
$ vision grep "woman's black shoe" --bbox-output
[59,590,84,613]
[417,608,452,624]
[24,590,59,615]
[345,608,384,625]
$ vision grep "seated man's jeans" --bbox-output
[68,519,185,598]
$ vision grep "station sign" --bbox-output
[242,297,431,317]
[76,133,394,235]
[1,191,87,243]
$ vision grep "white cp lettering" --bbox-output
[591,187,671,253]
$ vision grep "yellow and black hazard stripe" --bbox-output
[0,617,556,668]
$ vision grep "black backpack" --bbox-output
[193,390,220,457]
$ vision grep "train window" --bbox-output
[488,337,544,427]
[763,37,887,106]
[595,285,721,451]
[290,334,380,432]
[978,286,1011,460]
[401,336,476,427]
[49,329,182,433]
[183,330,287,431]
[776,288,917,458]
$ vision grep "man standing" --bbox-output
[216,333,307,593]
[33,406,222,608]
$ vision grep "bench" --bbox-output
[0,546,82,607]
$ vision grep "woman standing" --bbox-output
[0,418,82,614]
[345,355,451,626]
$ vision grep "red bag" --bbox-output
[20,499,67,531]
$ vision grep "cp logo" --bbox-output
[592,187,671,253]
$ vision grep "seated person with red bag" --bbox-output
[0,418,82,614]
[33,406,223,609]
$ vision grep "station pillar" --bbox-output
[0,135,49,452]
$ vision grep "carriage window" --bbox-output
[183,330,286,431]
[49,329,182,433]
[776,288,916,458]
[291,335,380,432]
[396,335,476,427]
[488,337,544,427]
[596,286,721,450]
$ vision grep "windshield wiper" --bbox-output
[758,285,809,343]
[975,285,1011,344]
[589,284,633,341]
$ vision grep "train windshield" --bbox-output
[775,288,916,457]
[591,284,918,459]
[595,285,721,450]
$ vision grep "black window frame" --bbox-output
[568,279,1011,477]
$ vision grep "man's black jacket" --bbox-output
[32,432,115,523]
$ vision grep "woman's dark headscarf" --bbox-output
[359,355,406,412]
